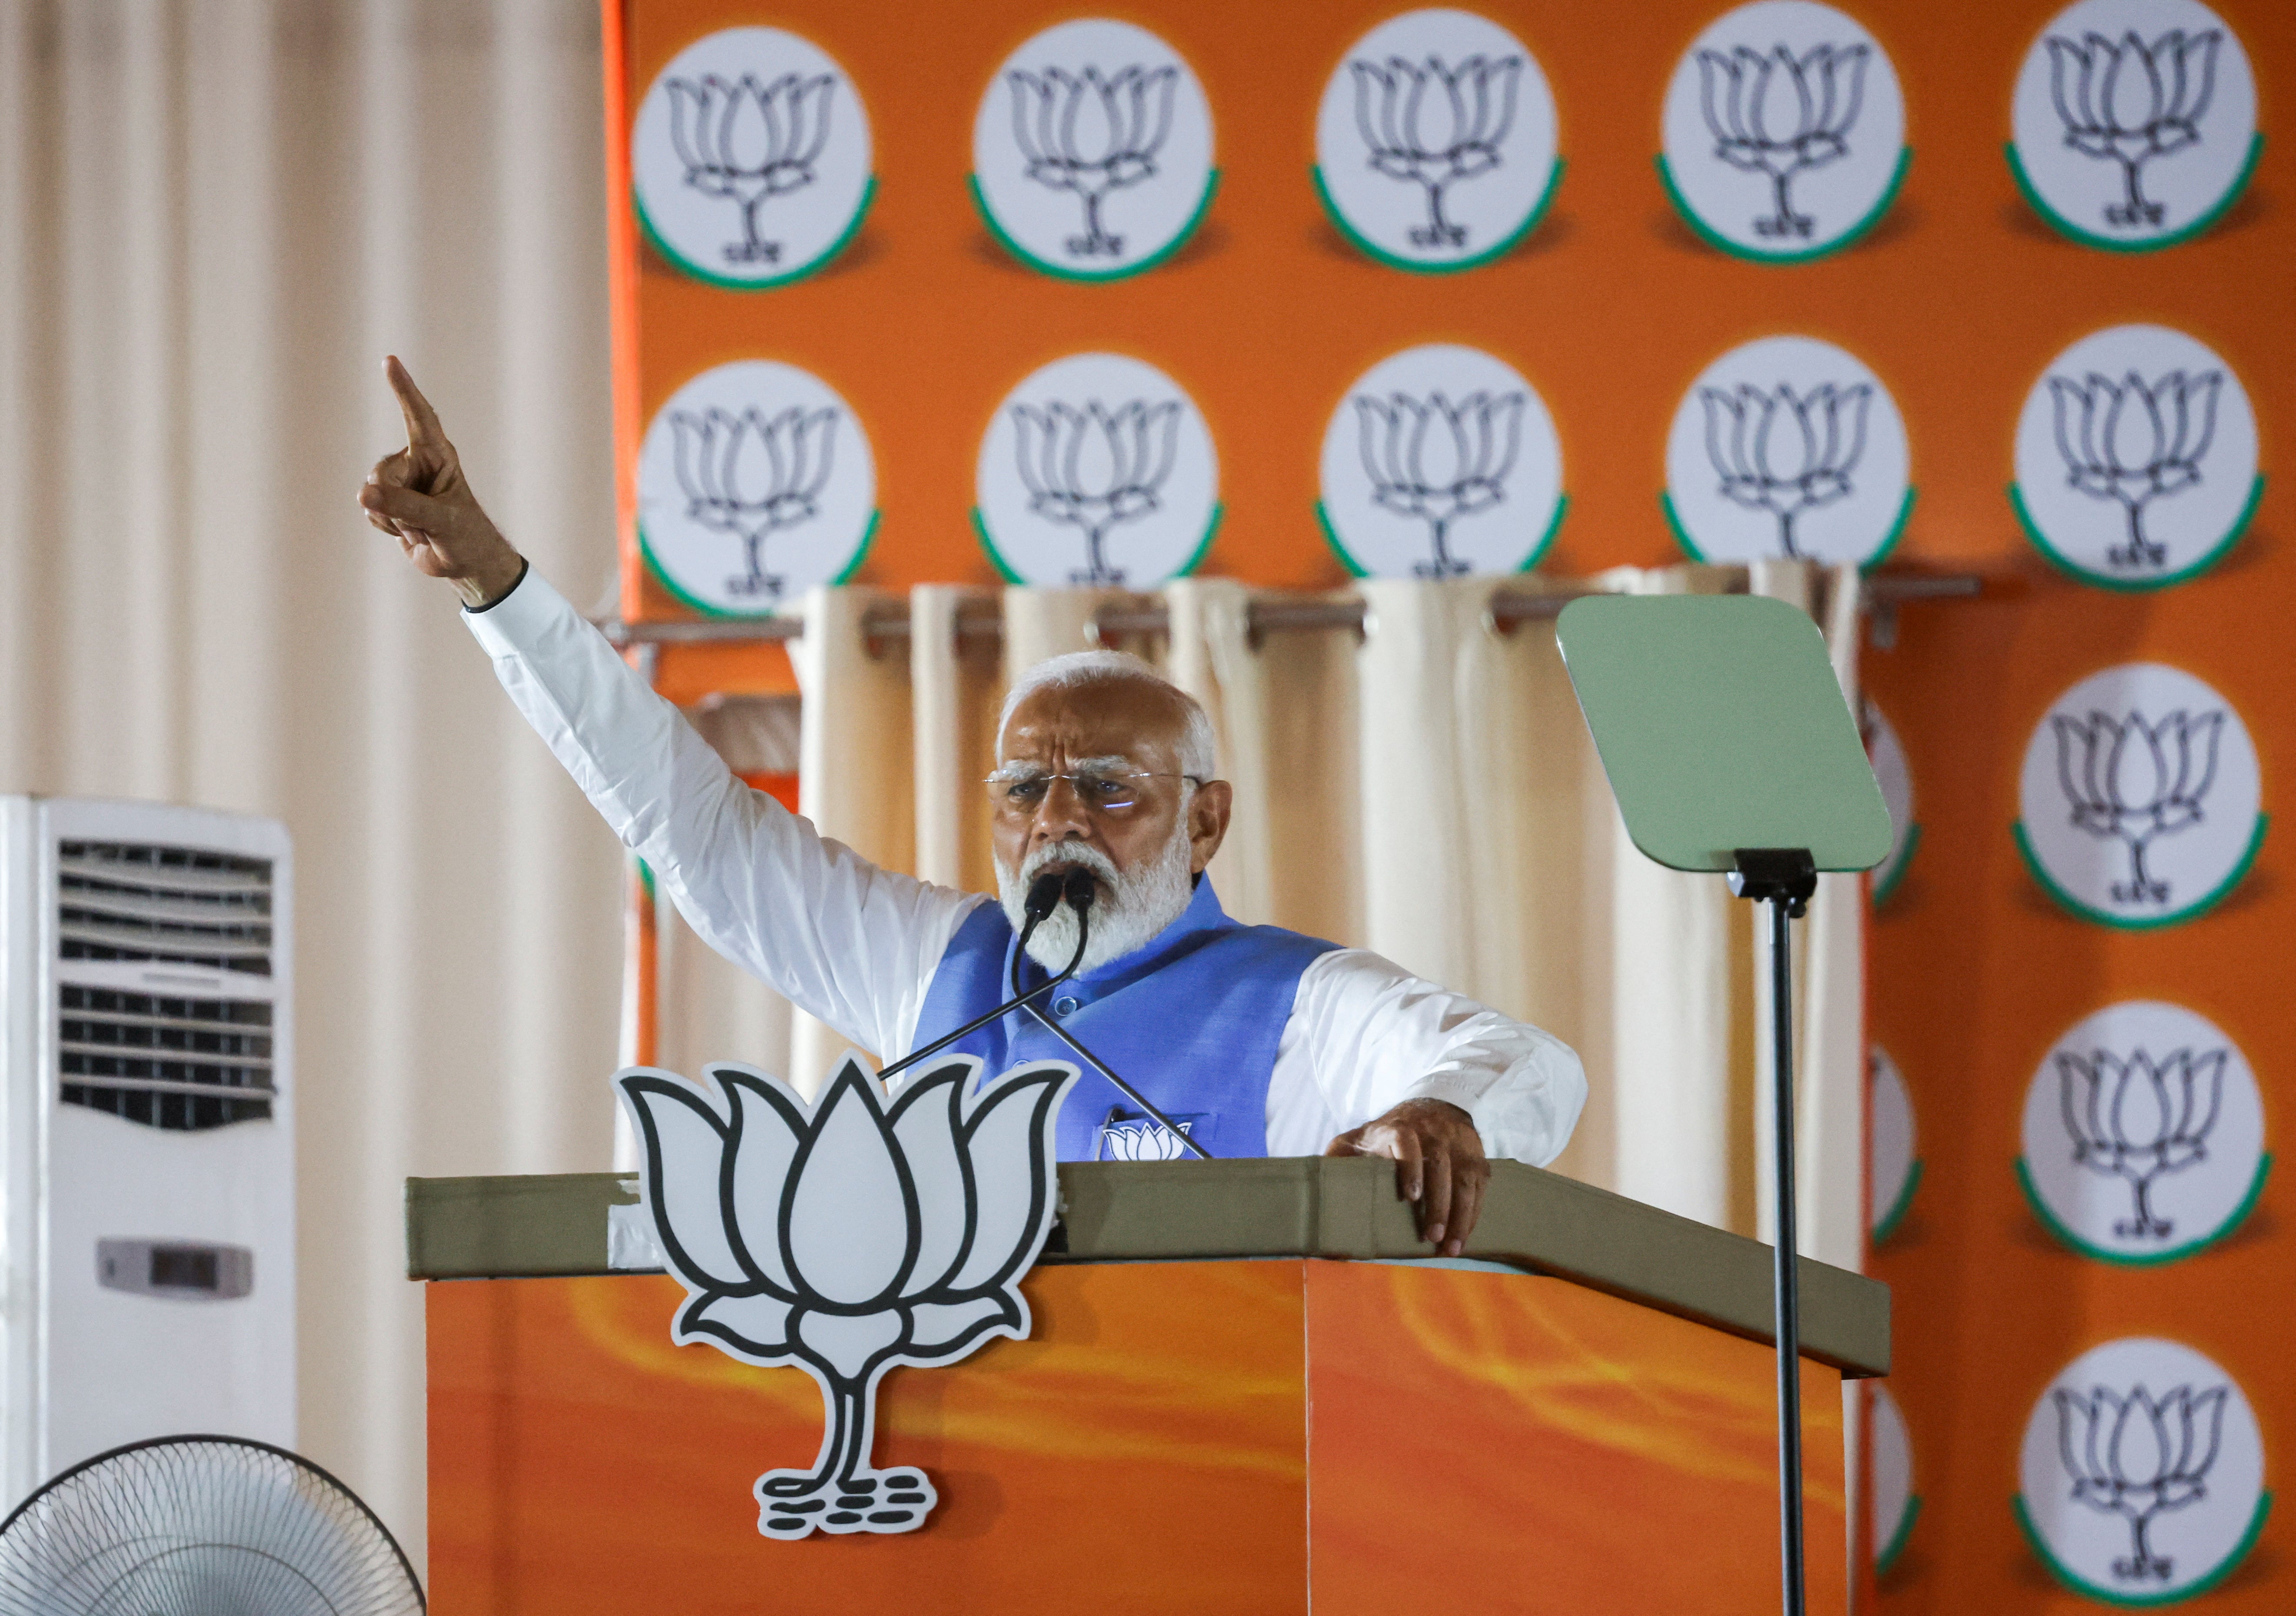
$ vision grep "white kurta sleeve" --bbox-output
[1263,949,1588,1166]
[462,568,984,1058]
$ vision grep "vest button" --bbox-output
[1052,995,1081,1017]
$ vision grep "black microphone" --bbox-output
[1023,868,1067,929]
[877,871,1086,1083]
[1013,875,1214,1161]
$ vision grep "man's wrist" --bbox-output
[456,552,529,613]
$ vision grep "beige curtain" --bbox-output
[787,586,913,1090]
[0,0,621,1572]
[1166,578,1360,940]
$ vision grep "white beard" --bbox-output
[996,820,1196,976]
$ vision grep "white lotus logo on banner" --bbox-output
[637,360,877,617]
[1868,1045,1920,1244]
[975,352,1219,587]
[2014,324,2261,590]
[2010,0,2259,252]
[2020,1000,2269,1264]
[2018,1337,2269,1601]
[1665,335,1911,567]
[1313,9,1562,272]
[1863,697,1920,906]
[971,19,1217,281]
[2016,662,2266,928]
[631,27,874,288]
[616,1055,1077,1538]
[1869,1382,1921,1578]
[1658,0,1908,262]
[1319,343,1564,580]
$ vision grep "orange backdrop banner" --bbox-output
[600,1,2291,1608]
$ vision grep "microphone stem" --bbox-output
[878,912,1087,1083]
[1017,1006,1214,1161]
[1010,903,1214,1161]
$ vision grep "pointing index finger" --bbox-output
[385,355,445,449]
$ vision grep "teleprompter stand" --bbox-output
[1556,596,1890,1616]
[1730,846,1821,1612]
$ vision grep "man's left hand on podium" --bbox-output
[1323,1099,1489,1257]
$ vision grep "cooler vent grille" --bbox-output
[57,984,275,1131]
[56,839,274,976]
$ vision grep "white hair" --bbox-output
[996,650,1216,780]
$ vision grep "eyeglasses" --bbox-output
[983,767,1204,815]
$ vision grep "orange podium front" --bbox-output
[413,1160,1883,1614]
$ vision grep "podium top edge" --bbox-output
[404,1157,1888,1378]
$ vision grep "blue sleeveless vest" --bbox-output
[909,878,1338,1160]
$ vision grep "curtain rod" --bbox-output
[595,573,1982,648]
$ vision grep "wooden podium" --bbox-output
[409,1158,1887,1614]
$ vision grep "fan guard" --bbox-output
[0,1435,423,1615]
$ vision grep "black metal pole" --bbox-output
[1769,892,1807,1616]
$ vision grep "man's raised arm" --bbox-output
[357,358,981,1059]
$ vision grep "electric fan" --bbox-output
[0,1435,423,1615]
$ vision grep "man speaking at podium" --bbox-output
[361,359,1585,1254]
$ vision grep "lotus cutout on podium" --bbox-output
[616,1054,1078,1538]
